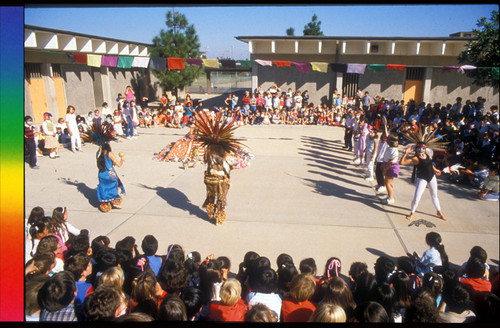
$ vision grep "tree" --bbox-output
[458,10,499,87]
[150,10,203,94]
[286,27,295,36]
[303,14,323,36]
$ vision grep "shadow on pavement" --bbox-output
[139,184,211,223]
[60,177,100,207]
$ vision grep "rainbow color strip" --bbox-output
[0,6,24,321]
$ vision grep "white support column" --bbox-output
[318,40,322,54]
[416,41,420,55]
[101,66,112,106]
[251,63,258,92]
[271,40,275,53]
[441,41,446,55]
[366,41,371,54]
[391,40,395,55]
[342,40,346,54]
[336,72,343,93]
[295,40,299,53]
[248,41,253,54]
[422,67,433,104]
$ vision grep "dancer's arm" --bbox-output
[399,145,418,166]
[109,151,125,167]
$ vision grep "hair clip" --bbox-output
[187,253,193,260]
[137,257,146,272]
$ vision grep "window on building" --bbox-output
[51,64,62,78]
[406,67,425,81]
[342,73,359,98]
[25,63,42,79]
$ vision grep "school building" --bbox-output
[236,33,498,109]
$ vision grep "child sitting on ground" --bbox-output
[478,165,499,201]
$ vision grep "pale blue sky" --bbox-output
[25,4,498,60]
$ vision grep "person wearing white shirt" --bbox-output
[65,106,82,152]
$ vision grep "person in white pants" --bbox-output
[365,130,378,181]
[399,143,447,221]
[65,105,82,152]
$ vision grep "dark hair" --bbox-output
[63,253,91,281]
[374,256,395,286]
[113,312,155,322]
[50,207,69,241]
[276,261,298,298]
[25,275,50,316]
[390,271,412,309]
[404,289,440,323]
[97,143,112,172]
[91,236,110,257]
[323,257,342,280]
[353,271,378,304]
[115,236,137,264]
[141,235,158,257]
[397,256,416,275]
[28,219,48,254]
[474,292,500,323]
[217,256,231,271]
[27,252,55,279]
[299,257,317,276]
[157,247,188,295]
[465,256,486,279]
[27,206,45,226]
[158,294,187,321]
[348,262,368,281]
[323,276,356,318]
[352,301,389,323]
[442,281,473,313]
[276,253,294,268]
[83,285,122,321]
[252,267,278,294]
[65,230,89,260]
[422,272,443,300]
[425,232,449,270]
[133,299,158,319]
[92,247,120,287]
[180,286,204,319]
[35,235,59,256]
[373,283,398,322]
[469,246,487,264]
[38,271,76,312]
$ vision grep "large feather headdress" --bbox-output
[194,111,245,157]
[402,123,448,152]
[81,123,117,146]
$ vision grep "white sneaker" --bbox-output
[376,186,387,192]
[353,158,361,164]
[383,198,395,204]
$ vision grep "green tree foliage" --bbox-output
[286,27,295,36]
[458,10,499,87]
[150,10,203,93]
[303,14,323,36]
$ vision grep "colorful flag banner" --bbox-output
[87,54,102,67]
[186,58,203,66]
[367,64,386,72]
[202,59,220,68]
[458,65,476,74]
[220,59,236,68]
[237,60,253,68]
[101,55,118,67]
[387,64,405,71]
[66,53,76,64]
[167,57,185,70]
[117,56,134,68]
[330,63,347,73]
[149,57,166,70]
[442,66,459,73]
[132,57,150,68]
[311,62,329,73]
[273,60,291,67]
[72,53,87,64]
[255,59,273,66]
[292,62,309,73]
[347,63,366,74]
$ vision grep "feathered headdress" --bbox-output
[402,123,448,152]
[81,123,117,146]
[194,111,245,158]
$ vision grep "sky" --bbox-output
[24,4,498,60]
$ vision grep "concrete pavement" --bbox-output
[25,124,499,275]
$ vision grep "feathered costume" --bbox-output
[194,111,246,225]
[401,124,449,221]
[82,123,125,212]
